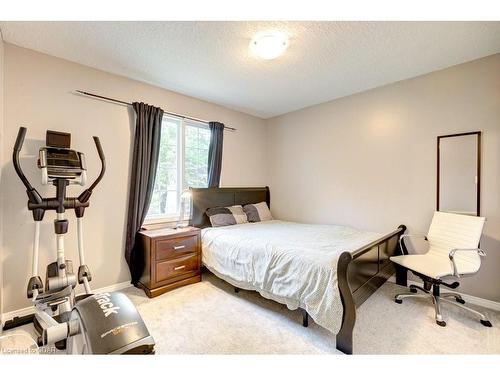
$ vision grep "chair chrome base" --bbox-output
[395,284,493,327]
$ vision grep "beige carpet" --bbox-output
[5,272,500,354]
[126,272,500,354]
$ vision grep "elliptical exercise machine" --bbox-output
[12,127,155,354]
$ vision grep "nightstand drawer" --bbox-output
[155,235,198,261]
[155,253,199,282]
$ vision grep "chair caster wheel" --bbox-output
[410,288,418,293]
[480,320,492,327]
[55,338,67,350]
[436,320,446,327]
[455,297,465,304]
[394,298,402,304]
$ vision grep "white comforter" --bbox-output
[201,220,381,334]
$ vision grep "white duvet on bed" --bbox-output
[201,220,381,334]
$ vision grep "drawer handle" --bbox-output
[173,245,186,250]
[174,265,186,271]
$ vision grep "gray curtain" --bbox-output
[125,102,164,284]
[207,121,224,188]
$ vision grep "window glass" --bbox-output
[146,116,210,222]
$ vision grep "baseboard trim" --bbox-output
[92,280,132,294]
[387,276,500,312]
[1,280,132,327]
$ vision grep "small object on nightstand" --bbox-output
[136,226,201,298]
[175,190,192,229]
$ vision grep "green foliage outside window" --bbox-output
[147,118,210,219]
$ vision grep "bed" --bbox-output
[190,187,406,354]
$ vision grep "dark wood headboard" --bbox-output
[190,187,270,228]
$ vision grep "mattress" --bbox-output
[201,220,381,334]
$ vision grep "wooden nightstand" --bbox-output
[136,226,201,298]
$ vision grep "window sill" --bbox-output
[142,217,190,231]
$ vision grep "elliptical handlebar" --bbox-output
[13,126,106,207]
[14,126,27,151]
[13,126,36,192]
[93,136,105,161]
[87,136,106,193]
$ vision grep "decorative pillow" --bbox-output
[243,202,273,222]
[206,205,249,227]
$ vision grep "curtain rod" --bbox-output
[75,90,237,131]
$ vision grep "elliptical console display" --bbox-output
[39,130,87,184]
[12,126,155,354]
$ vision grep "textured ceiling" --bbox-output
[1,21,500,118]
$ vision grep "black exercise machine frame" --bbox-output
[13,127,106,221]
[4,127,106,330]
[190,186,406,355]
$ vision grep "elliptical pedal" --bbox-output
[35,285,73,304]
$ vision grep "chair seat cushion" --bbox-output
[390,253,480,279]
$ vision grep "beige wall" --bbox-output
[0,44,267,312]
[267,54,500,302]
[0,37,5,326]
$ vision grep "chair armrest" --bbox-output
[448,248,486,277]
[399,234,427,255]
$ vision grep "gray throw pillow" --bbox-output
[243,202,273,222]
[206,205,249,227]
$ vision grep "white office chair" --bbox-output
[390,211,492,327]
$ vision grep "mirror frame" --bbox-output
[437,131,481,216]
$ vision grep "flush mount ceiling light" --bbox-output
[250,32,289,60]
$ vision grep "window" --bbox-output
[146,115,210,222]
